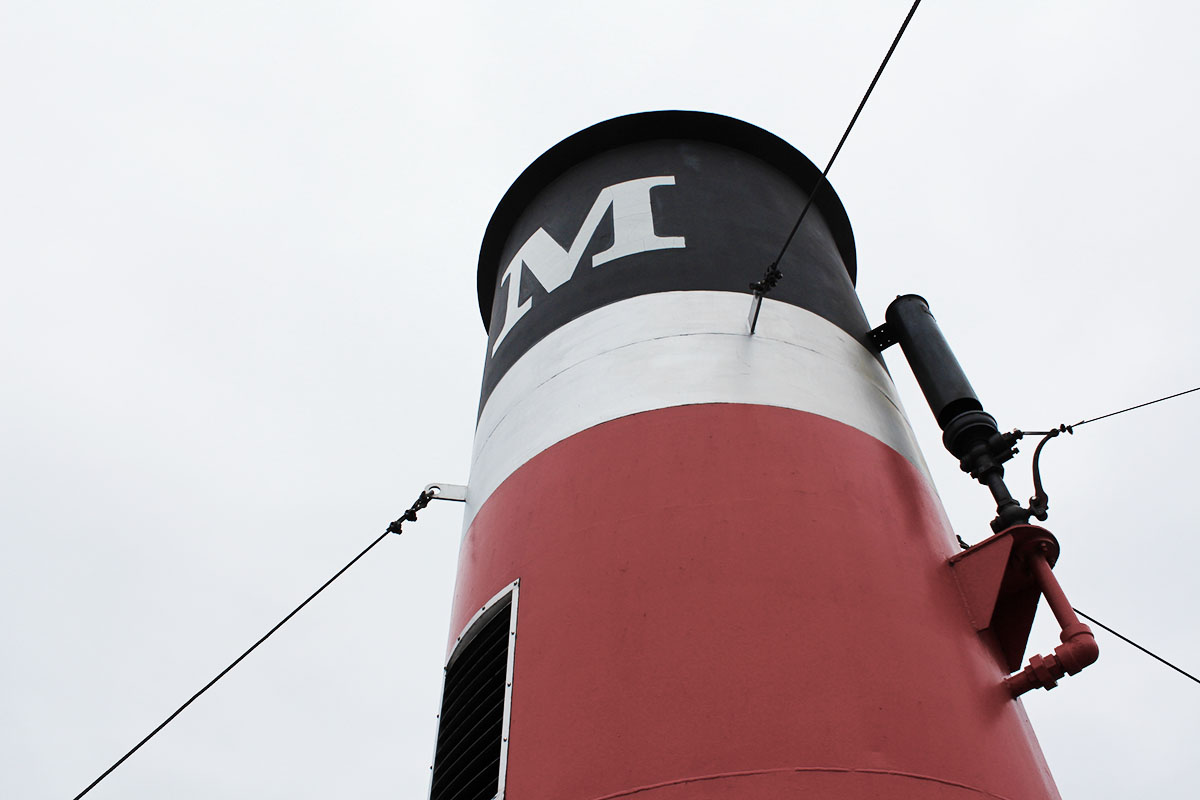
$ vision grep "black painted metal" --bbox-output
[882,294,1030,532]
[868,322,898,351]
[475,111,870,411]
[883,295,984,431]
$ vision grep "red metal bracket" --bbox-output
[948,524,1099,697]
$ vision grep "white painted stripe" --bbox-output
[465,291,932,527]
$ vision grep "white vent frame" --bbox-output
[429,579,520,800]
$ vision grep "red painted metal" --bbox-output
[451,404,1063,800]
[949,525,1099,697]
[1004,538,1099,697]
[948,525,1059,672]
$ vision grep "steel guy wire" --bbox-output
[70,488,437,800]
[749,0,924,332]
[1073,608,1200,686]
[1073,385,1200,428]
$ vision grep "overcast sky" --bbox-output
[3,1,1198,798]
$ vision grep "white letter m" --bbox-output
[490,176,684,355]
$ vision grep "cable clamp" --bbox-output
[387,487,437,534]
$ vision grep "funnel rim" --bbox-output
[476,110,858,329]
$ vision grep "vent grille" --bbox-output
[431,594,512,800]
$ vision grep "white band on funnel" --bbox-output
[465,291,931,528]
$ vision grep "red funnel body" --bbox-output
[433,112,1062,800]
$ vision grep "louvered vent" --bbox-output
[431,592,513,800]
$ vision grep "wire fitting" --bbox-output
[749,262,783,296]
[387,489,436,535]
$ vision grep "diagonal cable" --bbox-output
[1074,385,1200,428]
[1073,608,1200,686]
[750,0,924,332]
[71,489,435,800]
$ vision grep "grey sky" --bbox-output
[2,2,1197,797]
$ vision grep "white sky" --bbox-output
[2,1,1198,797]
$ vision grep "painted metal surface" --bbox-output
[467,290,930,527]
[441,111,1065,800]
[474,113,866,411]
[424,483,468,503]
[453,405,1061,799]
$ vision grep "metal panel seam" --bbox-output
[587,766,1016,800]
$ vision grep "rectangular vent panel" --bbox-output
[431,592,513,800]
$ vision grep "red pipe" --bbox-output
[1005,544,1099,697]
